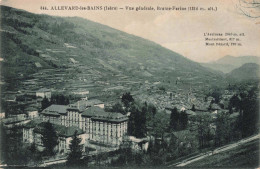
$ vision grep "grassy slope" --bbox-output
[187,139,259,168]
[0,5,224,90]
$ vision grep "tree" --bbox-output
[50,94,70,105]
[28,143,43,165]
[167,134,179,157]
[153,111,169,140]
[169,107,180,131]
[128,103,146,138]
[211,90,221,103]
[179,111,188,130]
[147,104,157,118]
[5,126,29,165]
[238,88,259,137]
[229,94,240,111]
[114,140,133,165]
[67,131,83,166]
[208,103,212,111]
[41,97,51,110]
[228,104,233,114]
[29,142,37,154]
[215,112,231,146]
[111,102,126,114]
[191,104,196,111]
[41,121,59,156]
[190,113,213,148]
[146,104,157,127]
[146,138,167,165]
[173,130,198,157]
[121,92,134,109]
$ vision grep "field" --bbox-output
[187,139,259,168]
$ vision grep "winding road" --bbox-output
[167,134,260,167]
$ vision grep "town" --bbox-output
[1,77,259,167]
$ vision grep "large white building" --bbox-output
[38,99,128,146]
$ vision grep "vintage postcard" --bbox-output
[0,0,259,168]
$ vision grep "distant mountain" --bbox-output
[0,5,224,97]
[201,55,260,73]
[226,63,260,81]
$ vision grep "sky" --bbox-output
[1,0,260,62]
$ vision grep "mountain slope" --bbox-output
[0,5,224,98]
[201,55,260,73]
[226,63,260,81]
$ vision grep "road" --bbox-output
[38,158,67,167]
[37,150,100,167]
[168,134,260,167]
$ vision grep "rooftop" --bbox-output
[68,99,104,111]
[42,104,68,116]
[185,110,196,116]
[211,103,221,110]
[82,106,106,117]
[23,119,42,128]
[82,107,128,122]
[3,115,27,125]
[25,107,38,112]
[5,95,16,100]
[40,101,128,122]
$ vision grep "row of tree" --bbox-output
[41,94,70,110]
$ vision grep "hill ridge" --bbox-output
[201,55,260,73]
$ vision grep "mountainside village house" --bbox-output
[22,99,129,153]
[36,88,51,99]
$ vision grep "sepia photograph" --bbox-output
[0,0,259,168]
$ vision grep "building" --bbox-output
[23,120,41,143]
[39,99,128,146]
[123,136,149,152]
[40,104,67,125]
[73,90,89,101]
[69,58,78,64]
[26,107,39,119]
[0,112,5,119]
[84,99,105,109]
[9,113,27,119]
[36,88,51,99]
[5,95,16,102]
[73,91,89,95]
[82,106,128,146]
[3,114,30,129]
[23,120,86,154]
